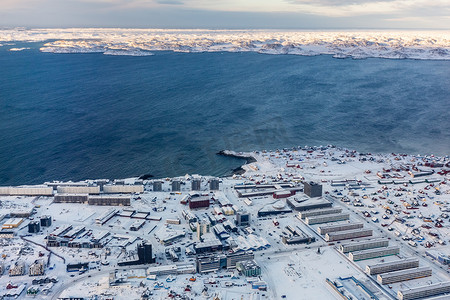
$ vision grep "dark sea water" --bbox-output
[0,43,449,185]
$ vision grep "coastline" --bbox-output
[216,150,258,176]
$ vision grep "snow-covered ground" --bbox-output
[0,145,449,299]
[0,28,449,59]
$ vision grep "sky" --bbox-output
[0,0,449,29]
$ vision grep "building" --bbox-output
[0,230,14,238]
[349,246,400,261]
[103,185,144,194]
[57,186,100,194]
[29,260,45,276]
[306,213,350,225]
[398,281,450,300]
[303,181,322,197]
[66,262,89,272]
[2,218,24,229]
[130,220,146,231]
[191,179,201,191]
[317,222,363,235]
[226,251,255,268]
[88,195,130,206]
[9,261,25,276]
[282,225,315,245]
[54,194,88,204]
[0,186,53,196]
[236,211,250,227]
[209,179,220,190]
[189,196,210,210]
[28,221,41,233]
[298,208,342,219]
[377,267,432,285]
[286,197,332,212]
[40,216,52,227]
[137,242,155,264]
[118,241,155,266]
[197,255,221,273]
[236,260,261,277]
[171,180,181,191]
[153,181,162,192]
[197,219,211,240]
[339,238,389,253]
[366,258,419,275]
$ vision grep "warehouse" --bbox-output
[57,186,100,194]
[366,258,419,275]
[306,213,350,225]
[349,246,400,261]
[298,208,342,219]
[377,267,432,285]
[88,195,131,206]
[2,218,24,229]
[103,185,144,194]
[317,222,363,235]
[54,194,88,203]
[95,209,118,225]
[398,281,450,300]
[130,220,146,231]
[339,238,389,253]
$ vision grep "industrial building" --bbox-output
[28,221,41,233]
[305,213,350,225]
[377,267,432,285]
[303,181,322,197]
[339,238,389,253]
[325,228,373,242]
[298,208,342,219]
[57,186,100,194]
[210,179,220,190]
[103,185,144,194]
[366,258,420,275]
[152,181,162,192]
[317,222,363,235]
[88,195,130,206]
[130,219,146,231]
[236,260,261,277]
[398,281,450,300]
[349,246,400,261]
[2,218,24,229]
[286,197,332,212]
[171,180,181,191]
[95,209,118,225]
[191,179,201,191]
[54,194,88,204]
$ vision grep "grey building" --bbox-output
[171,180,181,192]
[153,181,163,192]
[303,181,322,198]
[191,179,201,191]
[209,179,220,191]
[236,211,250,227]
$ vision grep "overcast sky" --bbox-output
[0,0,449,29]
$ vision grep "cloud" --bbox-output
[286,0,395,6]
